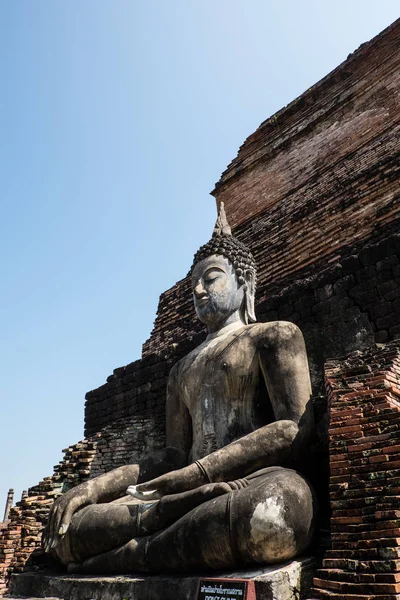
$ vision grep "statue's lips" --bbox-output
[196,298,209,308]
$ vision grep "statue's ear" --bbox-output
[244,270,257,323]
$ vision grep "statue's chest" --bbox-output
[180,337,258,408]
[178,334,262,457]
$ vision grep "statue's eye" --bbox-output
[203,268,224,284]
[204,271,220,284]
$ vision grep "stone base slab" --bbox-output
[9,557,315,600]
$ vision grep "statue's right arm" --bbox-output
[165,361,192,457]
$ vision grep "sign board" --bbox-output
[197,578,256,600]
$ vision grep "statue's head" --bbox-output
[191,203,257,329]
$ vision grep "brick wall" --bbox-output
[214,20,400,227]
[313,341,400,599]
[84,336,204,437]
[84,352,170,437]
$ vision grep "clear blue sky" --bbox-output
[0,1,398,512]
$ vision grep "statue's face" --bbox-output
[191,254,244,327]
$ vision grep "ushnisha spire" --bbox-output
[212,202,232,237]
[192,201,256,275]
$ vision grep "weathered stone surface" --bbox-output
[10,557,315,600]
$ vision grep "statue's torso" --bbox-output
[176,323,274,461]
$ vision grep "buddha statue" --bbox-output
[42,203,317,574]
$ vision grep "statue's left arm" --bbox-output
[135,322,313,497]
[258,320,314,447]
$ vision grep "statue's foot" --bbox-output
[66,562,81,574]
[67,537,147,575]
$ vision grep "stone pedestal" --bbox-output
[9,557,315,600]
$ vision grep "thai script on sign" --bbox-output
[197,579,247,600]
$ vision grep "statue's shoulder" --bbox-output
[248,321,304,346]
[170,355,186,371]
[168,344,200,378]
[167,359,182,384]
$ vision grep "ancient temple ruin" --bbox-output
[1,17,399,600]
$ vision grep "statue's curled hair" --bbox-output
[191,233,257,286]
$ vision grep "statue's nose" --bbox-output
[193,282,207,299]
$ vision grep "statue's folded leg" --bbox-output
[56,481,246,566]
[72,467,317,574]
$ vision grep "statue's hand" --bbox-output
[42,482,96,552]
[128,463,207,500]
